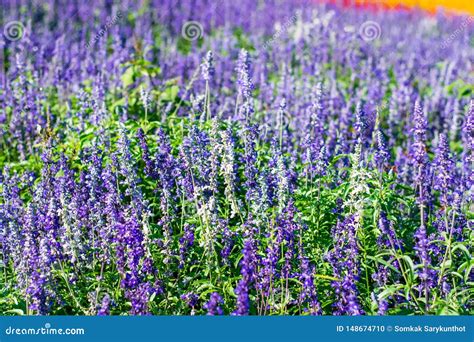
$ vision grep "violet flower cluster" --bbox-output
[0,0,472,316]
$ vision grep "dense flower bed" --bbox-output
[0,0,473,315]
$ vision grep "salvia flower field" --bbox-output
[0,0,473,316]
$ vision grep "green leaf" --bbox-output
[160,85,180,102]
[121,66,135,88]
[4,309,24,315]
[314,274,340,282]
[400,255,416,283]
[452,244,471,259]
[366,255,400,274]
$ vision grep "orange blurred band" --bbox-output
[329,0,474,15]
